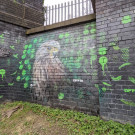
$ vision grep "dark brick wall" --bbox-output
[96,0,135,124]
[0,0,44,28]
[0,21,32,102]
[0,21,99,116]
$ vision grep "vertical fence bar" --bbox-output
[71,1,73,19]
[78,0,80,17]
[61,3,63,21]
[45,7,47,26]
[52,5,54,24]
[82,0,84,16]
[49,6,51,25]
[75,0,77,18]
[86,0,88,15]
[55,5,57,23]
[58,4,60,22]
[65,2,66,21]
[68,2,70,20]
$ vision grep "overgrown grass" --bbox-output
[0,101,135,135]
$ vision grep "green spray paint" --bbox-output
[99,56,108,76]
[102,87,106,92]
[99,47,107,55]
[119,63,131,70]
[24,83,28,88]
[59,34,64,39]
[102,82,112,87]
[8,83,14,86]
[58,93,64,100]
[0,69,6,80]
[90,55,97,68]
[11,71,17,76]
[111,76,122,81]
[19,65,23,70]
[13,54,18,59]
[0,95,3,98]
[83,30,89,35]
[121,99,135,107]
[124,89,135,93]
[10,45,15,50]
[121,48,129,61]
[122,15,132,24]
[16,76,21,81]
[128,77,135,84]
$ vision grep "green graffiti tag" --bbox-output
[13,54,18,59]
[0,69,6,80]
[99,56,108,76]
[121,48,129,61]
[111,76,122,81]
[122,15,132,24]
[124,89,135,93]
[99,47,107,55]
[0,95,3,98]
[119,63,131,70]
[128,77,135,84]
[121,99,135,107]
[16,76,21,81]
[58,93,64,100]
[8,83,14,86]
[11,71,17,76]
[24,83,28,88]
[102,82,112,87]
[10,45,15,50]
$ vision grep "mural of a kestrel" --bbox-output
[32,40,65,104]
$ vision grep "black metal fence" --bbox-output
[44,0,94,26]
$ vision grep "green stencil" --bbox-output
[16,76,21,81]
[111,76,122,81]
[0,69,6,80]
[24,45,28,49]
[119,63,131,70]
[99,47,107,55]
[110,42,120,50]
[124,89,135,93]
[102,87,106,92]
[121,48,129,61]
[65,33,70,38]
[0,34,4,38]
[83,30,89,35]
[23,50,27,54]
[22,70,26,76]
[90,55,97,68]
[25,76,30,81]
[24,83,28,88]
[24,59,29,64]
[121,99,135,106]
[99,56,108,76]
[128,76,135,84]
[8,83,14,86]
[11,71,17,75]
[102,82,112,87]
[27,49,31,54]
[28,65,31,70]
[90,28,96,34]
[10,45,15,50]
[122,15,132,24]
[28,44,32,48]
[30,54,35,59]
[13,54,18,59]
[0,95,3,98]
[58,93,64,100]
[33,38,38,43]
[19,65,23,70]
[59,34,64,39]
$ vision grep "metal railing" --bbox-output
[44,0,94,26]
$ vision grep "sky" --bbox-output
[44,0,69,6]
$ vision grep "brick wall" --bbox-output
[0,21,32,102]
[0,21,99,116]
[96,0,135,124]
